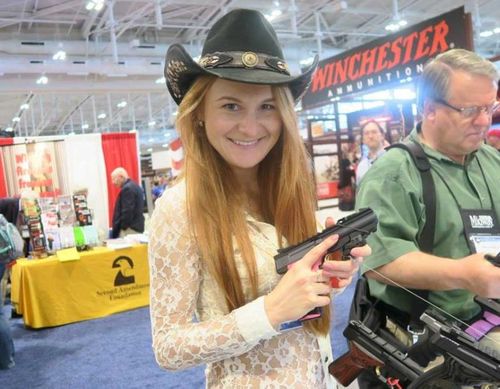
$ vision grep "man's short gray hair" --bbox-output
[111,167,129,179]
[417,48,499,112]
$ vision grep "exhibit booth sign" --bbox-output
[302,6,471,109]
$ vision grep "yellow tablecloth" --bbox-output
[10,244,149,329]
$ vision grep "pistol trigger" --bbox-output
[341,247,351,260]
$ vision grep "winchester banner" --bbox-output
[302,7,470,108]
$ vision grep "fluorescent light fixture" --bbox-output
[155,77,166,84]
[67,71,90,76]
[162,143,169,148]
[86,0,104,11]
[385,19,407,32]
[5,127,13,132]
[148,137,154,143]
[480,30,494,37]
[97,113,106,119]
[494,27,500,34]
[147,148,153,153]
[20,103,29,110]
[82,123,89,130]
[116,101,127,108]
[148,120,156,127]
[52,50,66,60]
[36,75,48,84]
[12,117,20,122]
[265,9,282,21]
[300,57,315,67]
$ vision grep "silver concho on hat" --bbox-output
[241,52,258,68]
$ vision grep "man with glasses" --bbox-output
[355,48,500,388]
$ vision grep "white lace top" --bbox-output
[149,181,338,388]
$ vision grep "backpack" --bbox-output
[0,214,24,265]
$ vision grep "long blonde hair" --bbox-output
[176,75,330,335]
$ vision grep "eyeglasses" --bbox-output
[435,98,500,118]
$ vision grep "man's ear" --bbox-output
[422,100,437,122]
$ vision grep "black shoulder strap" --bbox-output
[387,142,436,254]
[386,141,436,325]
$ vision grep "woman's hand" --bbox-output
[323,216,370,288]
[264,235,339,328]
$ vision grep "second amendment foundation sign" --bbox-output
[302,7,470,108]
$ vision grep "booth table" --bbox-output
[10,244,149,329]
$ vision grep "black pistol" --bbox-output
[329,320,423,386]
[274,207,378,275]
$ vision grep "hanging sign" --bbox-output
[302,7,470,108]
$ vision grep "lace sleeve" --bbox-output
[148,186,277,370]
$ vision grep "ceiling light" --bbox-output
[12,117,20,122]
[97,113,106,119]
[155,77,166,84]
[162,143,169,148]
[480,30,494,37]
[300,57,315,67]
[82,123,89,130]
[20,103,29,110]
[494,27,500,34]
[147,148,153,153]
[116,101,127,108]
[148,120,156,127]
[265,9,282,21]
[5,127,13,132]
[86,0,104,11]
[52,50,66,61]
[36,75,48,84]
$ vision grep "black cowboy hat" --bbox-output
[164,8,318,105]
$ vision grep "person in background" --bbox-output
[110,167,144,239]
[355,119,387,185]
[356,48,500,388]
[148,9,370,388]
[0,260,15,370]
[337,142,356,211]
[486,127,500,151]
[151,180,165,203]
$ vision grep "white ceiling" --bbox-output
[0,0,499,154]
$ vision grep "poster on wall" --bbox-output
[3,142,63,197]
[314,155,340,200]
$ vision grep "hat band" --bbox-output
[199,51,290,75]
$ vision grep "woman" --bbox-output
[149,9,370,388]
